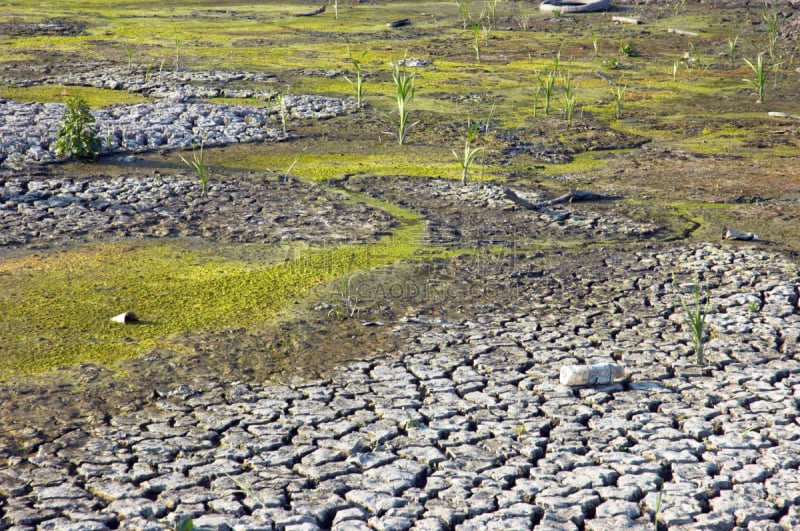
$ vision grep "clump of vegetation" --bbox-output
[54,96,102,161]
[619,40,639,58]
[180,135,211,197]
[390,60,417,145]
[561,69,577,126]
[330,273,360,319]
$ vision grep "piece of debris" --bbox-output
[504,188,616,210]
[612,16,640,24]
[560,363,625,386]
[292,5,326,17]
[387,18,411,28]
[723,226,760,241]
[110,311,138,324]
[768,111,800,120]
[668,28,699,37]
[539,0,611,13]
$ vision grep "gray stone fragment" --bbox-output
[103,497,167,519]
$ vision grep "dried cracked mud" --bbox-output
[2,0,800,529]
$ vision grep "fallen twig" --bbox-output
[293,5,326,17]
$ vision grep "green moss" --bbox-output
[0,85,147,107]
[0,192,423,379]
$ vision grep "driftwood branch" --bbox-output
[504,188,616,210]
[668,28,699,37]
[293,4,326,17]
[723,226,760,241]
[612,16,640,24]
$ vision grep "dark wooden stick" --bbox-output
[293,5,326,17]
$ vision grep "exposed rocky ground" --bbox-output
[2,1,800,529]
[1,242,800,530]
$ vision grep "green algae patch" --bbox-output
[0,200,424,380]
[0,85,147,107]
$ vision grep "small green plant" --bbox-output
[560,69,577,126]
[453,118,483,184]
[471,20,482,61]
[727,33,739,67]
[619,40,639,58]
[674,275,712,365]
[390,60,417,145]
[180,135,211,197]
[403,411,420,429]
[455,0,470,29]
[611,76,627,120]
[747,301,761,313]
[514,424,527,439]
[344,47,368,109]
[330,273,360,319]
[280,152,302,183]
[763,2,780,61]
[274,91,290,135]
[174,34,181,72]
[54,96,101,161]
[124,43,134,73]
[653,486,664,531]
[552,8,562,18]
[517,4,530,31]
[224,474,269,510]
[175,517,212,531]
[743,52,767,103]
[740,424,760,439]
[534,67,558,115]
[484,0,498,29]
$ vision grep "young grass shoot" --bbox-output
[453,118,483,185]
[344,47,368,109]
[390,60,417,145]
[674,275,712,365]
[180,134,211,197]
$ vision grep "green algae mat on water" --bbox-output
[0,202,424,379]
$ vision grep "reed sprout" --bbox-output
[344,47,368,108]
[560,69,577,126]
[611,76,627,119]
[674,276,711,365]
[390,61,417,145]
[453,118,483,184]
[743,52,767,103]
[180,135,211,197]
[472,21,482,61]
[727,33,739,67]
